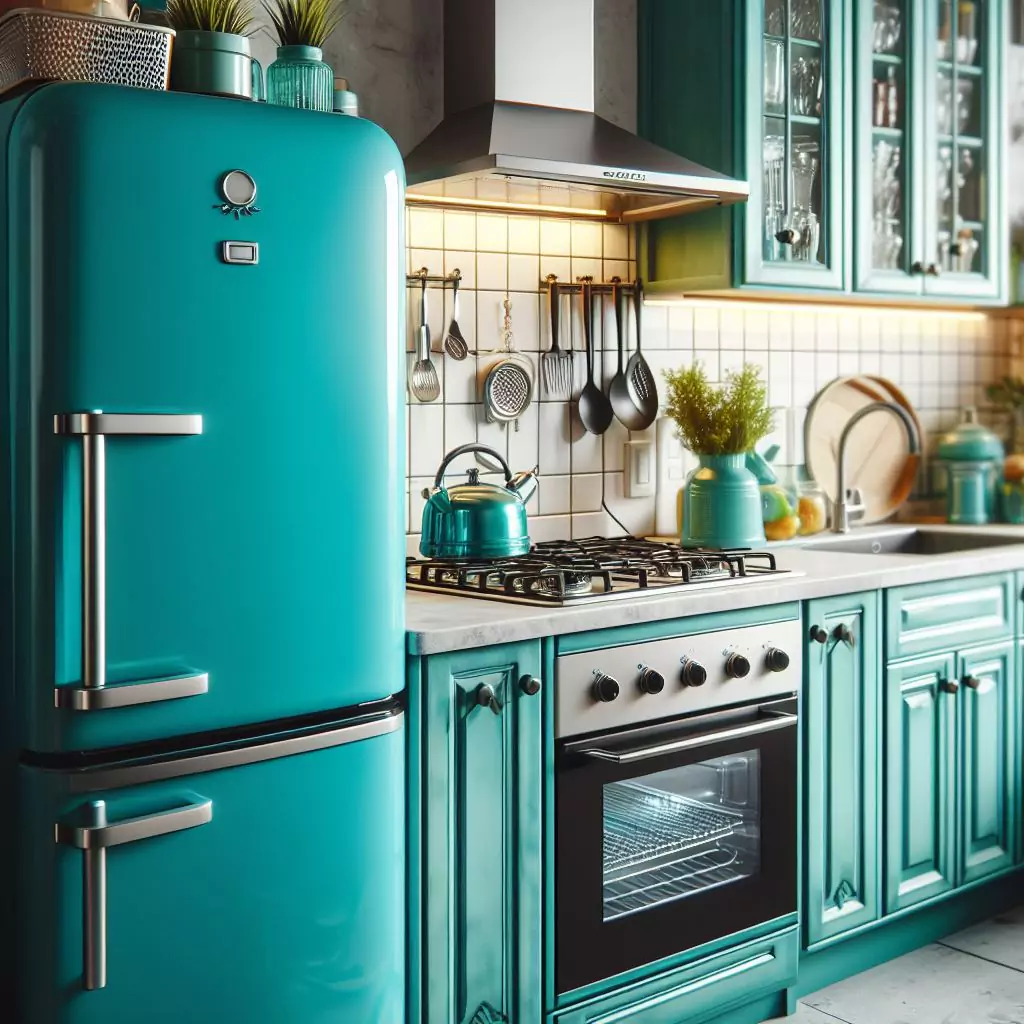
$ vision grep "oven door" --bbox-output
[555,697,797,994]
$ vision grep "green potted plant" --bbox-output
[166,0,261,100]
[262,0,345,111]
[663,362,774,549]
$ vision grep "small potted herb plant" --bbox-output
[262,0,345,111]
[166,0,260,100]
[663,362,774,549]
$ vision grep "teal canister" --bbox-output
[267,45,334,111]
[682,453,766,549]
[170,31,259,99]
[936,407,1004,524]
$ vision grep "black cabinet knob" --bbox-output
[592,673,620,703]
[911,260,925,275]
[926,263,942,277]
[725,653,751,679]
[680,660,708,687]
[809,625,828,645]
[939,679,959,694]
[476,684,502,715]
[519,675,541,696]
[963,675,981,690]
[638,667,665,694]
[834,624,854,645]
[766,648,790,672]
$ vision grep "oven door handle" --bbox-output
[579,709,797,764]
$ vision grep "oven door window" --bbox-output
[556,700,797,995]
[603,751,760,921]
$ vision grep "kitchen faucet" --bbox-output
[833,401,920,533]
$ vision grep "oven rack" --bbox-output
[603,782,743,876]
[603,846,746,921]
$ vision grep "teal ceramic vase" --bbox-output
[267,45,334,111]
[936,407,1004,524]
[682,453,766,549]
[170,31,260,99]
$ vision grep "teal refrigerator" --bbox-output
[0,83,407,1022]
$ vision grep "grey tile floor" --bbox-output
[767,907,1024,1024]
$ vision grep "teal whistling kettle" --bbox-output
[420,443,538,560]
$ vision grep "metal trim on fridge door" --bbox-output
[53,411,206,711]
[55,797,213,990]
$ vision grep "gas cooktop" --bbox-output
[405,537,799,606]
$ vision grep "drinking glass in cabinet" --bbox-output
[784,141,821,263]
[936,71,954,135]
[873,216,905,269]
[765,0,784,35]
[956,78,975,135]
[790,0,821,40]
[791,55,822,116]
[937,144,954,219]
[952,229,980,272]
[764,38,785,115]
[938,0,980,63]
[873,2,902,53]
[763,133,785,259]
[872,140,903,270]
[873,66,900,127]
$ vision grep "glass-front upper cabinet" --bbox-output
[855,0,1005,299]
[752,0,845,288]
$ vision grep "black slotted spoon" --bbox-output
[625,278,658,428]
[576,279,614,435]
[607,278,646,431]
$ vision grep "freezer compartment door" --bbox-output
[5,84,407,753]
[16,710,405,1023]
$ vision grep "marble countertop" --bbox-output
[405,525,1024,655]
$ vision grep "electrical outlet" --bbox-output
[624,440,655,498]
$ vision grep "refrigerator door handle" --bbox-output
[56,797,213,990]
[54,410,205,710]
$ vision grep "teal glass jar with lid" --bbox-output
[936,407,1004,524]
[267,45,333,111]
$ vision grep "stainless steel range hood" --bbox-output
[403,0,749,224]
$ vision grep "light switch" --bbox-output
[624,440,655,498]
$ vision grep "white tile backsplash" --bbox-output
[402,211,1007,546]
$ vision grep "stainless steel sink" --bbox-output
[802,529,1024,556]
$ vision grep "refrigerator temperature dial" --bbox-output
[638,667,665,694]
[725,653,751,679]
[592,673,620,703]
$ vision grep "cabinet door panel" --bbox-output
[885,654,957,912]
[805,593,881,947]
[421,641,543,1024]
[958,642,1015,884]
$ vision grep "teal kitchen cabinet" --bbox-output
[958,643,1016,883]
[638,0,1007,302]
[804,593,882,947]
[412,641,543,1024]
[885,640,1017,912]
[884,653,958,912]
[853,0,1006,300]
[639,0,847,294]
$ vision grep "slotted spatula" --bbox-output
[540,277,573,400]
[625,278,658,428]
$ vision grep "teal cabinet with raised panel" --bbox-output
[804,593,882,947]
[884,653,958,912]
[412,640,544,1024]
[638,0,1007,302]
[958,642,1016,884]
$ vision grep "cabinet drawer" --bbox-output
[552,926,798,1024]
[885,575,1014,661]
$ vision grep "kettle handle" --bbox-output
[434,443,513,488]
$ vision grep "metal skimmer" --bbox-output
[482,298,533,429]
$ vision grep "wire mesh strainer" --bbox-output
[482,298,534,428]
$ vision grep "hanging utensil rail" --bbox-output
[406,267,461,286]
[541,273,638,294]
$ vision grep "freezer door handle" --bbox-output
[54,410,205,709]
[56,798,213,990]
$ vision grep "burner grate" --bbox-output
[406,536,793,605]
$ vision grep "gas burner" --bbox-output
[406,537,798,606]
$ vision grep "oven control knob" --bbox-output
[765,648,790,672]
[725,653,751,679]
[638,667,665,694]
[592,673,620,703]
[680,660,707,687]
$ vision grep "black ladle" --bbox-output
[576,279,613,435]
[625,278,659,429]
[607,278,647,430]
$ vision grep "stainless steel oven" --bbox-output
[554,620,801,994]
